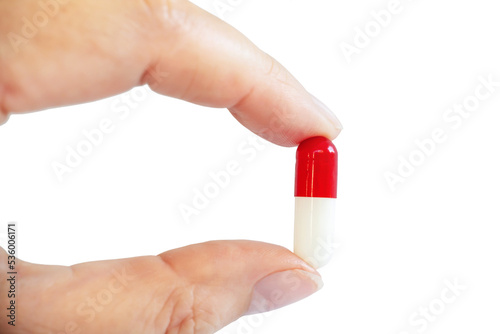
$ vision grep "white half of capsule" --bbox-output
[294,197,336,269]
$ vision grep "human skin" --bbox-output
[0,1,342,333]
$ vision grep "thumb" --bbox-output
[2,241,323,334]
[158,240,323,332]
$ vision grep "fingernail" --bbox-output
[310,95,343,132]
[245,269,324,315]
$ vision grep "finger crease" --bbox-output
[230,85,255,111]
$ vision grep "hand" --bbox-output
[0,1,342,333]
[1,241,323,334]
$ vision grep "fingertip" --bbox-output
[228,69,343,147]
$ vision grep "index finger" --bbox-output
[0,0,342,146]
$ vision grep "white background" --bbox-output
[1,0,500,333]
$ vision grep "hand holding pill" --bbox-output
[0,1,342,333]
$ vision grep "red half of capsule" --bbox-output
[294,137,338,198]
